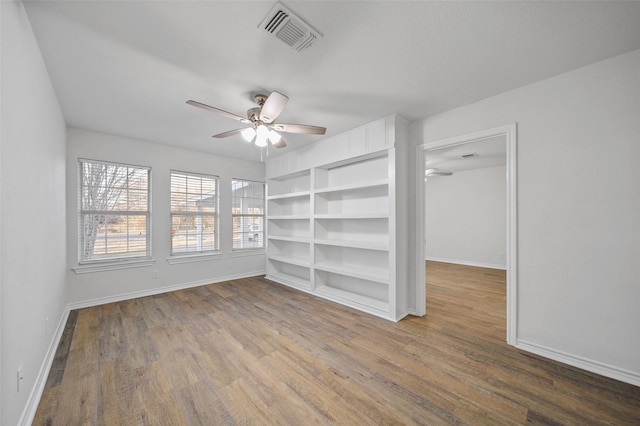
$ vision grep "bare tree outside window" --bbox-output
[79,159,150,262]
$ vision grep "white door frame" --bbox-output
[415,124,518,345]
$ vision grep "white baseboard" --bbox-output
[19,308,70,426]
[516,339,640,388]
[406,308,420,317]
[67,270,265,310]
[426,257,506,270]
[19,271,265,424]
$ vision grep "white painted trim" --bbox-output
[387,147,398,319]
[166,253,222,265]
[425,257,506,271]
[0,36,3,420]
[415,146,426,315]
[505,124,518,345]
[72,258,156,274]
[67,270,266,310]
[231,249,265,258]
[18,308,70,426]
[268,274,406,322]
[516,339,640,388]
[415,123,518,345]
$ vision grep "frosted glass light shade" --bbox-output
[268,129,281,144]
[241,127,256,142]
[255,125,269,147]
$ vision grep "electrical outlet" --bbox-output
[152,270,159,279]
[17,366,23,392]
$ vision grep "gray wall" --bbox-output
[409,48,640,384]
[425,165,506,269]
[66,128,266,305]
[1,2,68,424]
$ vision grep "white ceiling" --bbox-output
[23,1,640,162]
[425,135,506,175]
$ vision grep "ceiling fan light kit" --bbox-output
[241,127,256,142]
[268,129,281,144]
[255,124,269,147]
[186,90,326,151]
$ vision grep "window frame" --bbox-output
[77,158,152,266]
[169,170,220,257]
[232,178,265,251]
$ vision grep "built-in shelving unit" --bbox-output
[265,170,312,290]
[312,153,392,316]
[265,115,408,321]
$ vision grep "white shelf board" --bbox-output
[265,273,311,291]
[268,215,310,220]
[314,178,388,195]
[314,213,388,220]
[267,190,311,200]
[267,235,310,243]
[314,262,389,284]
[314,238,388,251]
[267,169,310,181]
[315,149,389,172]
[315,285,388,313]
[268,254,311,268]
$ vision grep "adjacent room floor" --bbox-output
[34,262,640,424]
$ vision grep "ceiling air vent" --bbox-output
[260,2,323,52]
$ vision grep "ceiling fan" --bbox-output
[186,91,326,149]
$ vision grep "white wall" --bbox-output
[66,128,266,305]
[425,165,506,269]
[1,2,68,424]
[409,49,640,385]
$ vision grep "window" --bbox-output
[170,171,219,255]
[232,179,265,250]
[78,159,150,263]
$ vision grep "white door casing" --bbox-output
[415,124,517,345]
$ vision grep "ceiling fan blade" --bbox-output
[212,128,246,138]
[269,135,287,148]
[273,123,327,135]
[186,100,250,123]
[259,91,288,123]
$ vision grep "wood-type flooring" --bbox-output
[34,262,640,425]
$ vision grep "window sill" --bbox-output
[72,258,156,274]
[166,252,223,265]
[231,249,266,258]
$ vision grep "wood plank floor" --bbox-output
[34,262,640,425]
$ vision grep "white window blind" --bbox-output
[170,171,219,255]
[78,159,151,263]
[232,179,265,250]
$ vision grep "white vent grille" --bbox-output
[260,2,322,52]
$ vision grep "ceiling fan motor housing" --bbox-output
[247,107,262,122]
[254,94,268,106]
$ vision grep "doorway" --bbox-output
[414,124,517,345]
